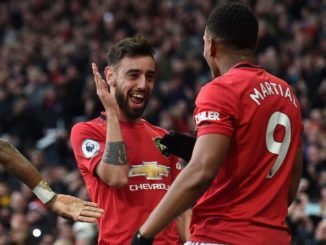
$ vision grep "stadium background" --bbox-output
[0,0,325,244]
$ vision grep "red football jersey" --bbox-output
[70,115,181,245]
[191,63,303,245]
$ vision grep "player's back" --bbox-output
[191,64,302,244]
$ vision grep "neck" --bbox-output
[216,49,257,75]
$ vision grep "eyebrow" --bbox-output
[126,69,155,74]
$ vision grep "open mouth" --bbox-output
[129,93,146,106]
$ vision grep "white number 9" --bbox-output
[266,112,291,178]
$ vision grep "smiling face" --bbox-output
[108,55,155,121]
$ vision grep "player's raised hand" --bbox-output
[92,63,117,111]
[46,194,104,223]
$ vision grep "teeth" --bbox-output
[132,94,144,99]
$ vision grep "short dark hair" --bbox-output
[206,2,258,51]
[107,36,155,66]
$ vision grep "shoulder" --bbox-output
[141,119,168,135]
[71,121,96,136]
[71,118,105,142]
[199,74,237,92]
[196,75,238,103]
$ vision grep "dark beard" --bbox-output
[115,90,147,120]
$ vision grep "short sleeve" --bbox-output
[70,122,106,175]
[194,80,239,138]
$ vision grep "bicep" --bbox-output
[71,127,103,173]
[189,134,231,183]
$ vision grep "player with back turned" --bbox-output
[131,2,303,245]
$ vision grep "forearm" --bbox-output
[96,109,128,186]
[102,110,128,166]
[103,109,127,163]
[140,162,212,238]
[106,109,125,142]
[0,140,42,189]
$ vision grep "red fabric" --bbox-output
[191,63,303,244]
[70,116,180,245]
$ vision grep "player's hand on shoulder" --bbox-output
[46,194,104,223]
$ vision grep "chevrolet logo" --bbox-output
[129,161,170,180]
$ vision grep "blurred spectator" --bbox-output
[72,221,98,245]
[9,191,27,213]
[314,219,326,244]
[10,212,28,245]
[54,217,74,244]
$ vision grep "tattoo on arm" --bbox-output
[102,141,128,165]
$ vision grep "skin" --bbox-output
[0,140,104,223]
[137,28,303,239]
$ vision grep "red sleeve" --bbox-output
[194,80,238,138]
[70,122,106,175]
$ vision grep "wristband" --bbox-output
[32,180,56,204]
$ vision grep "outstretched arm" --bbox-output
[131,134,230,244]
[0,140,104,222]
[46,194,104,223]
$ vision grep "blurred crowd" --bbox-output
[0,0,325,244]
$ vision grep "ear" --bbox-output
[208,38,217,58]
[104,66,116,86]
